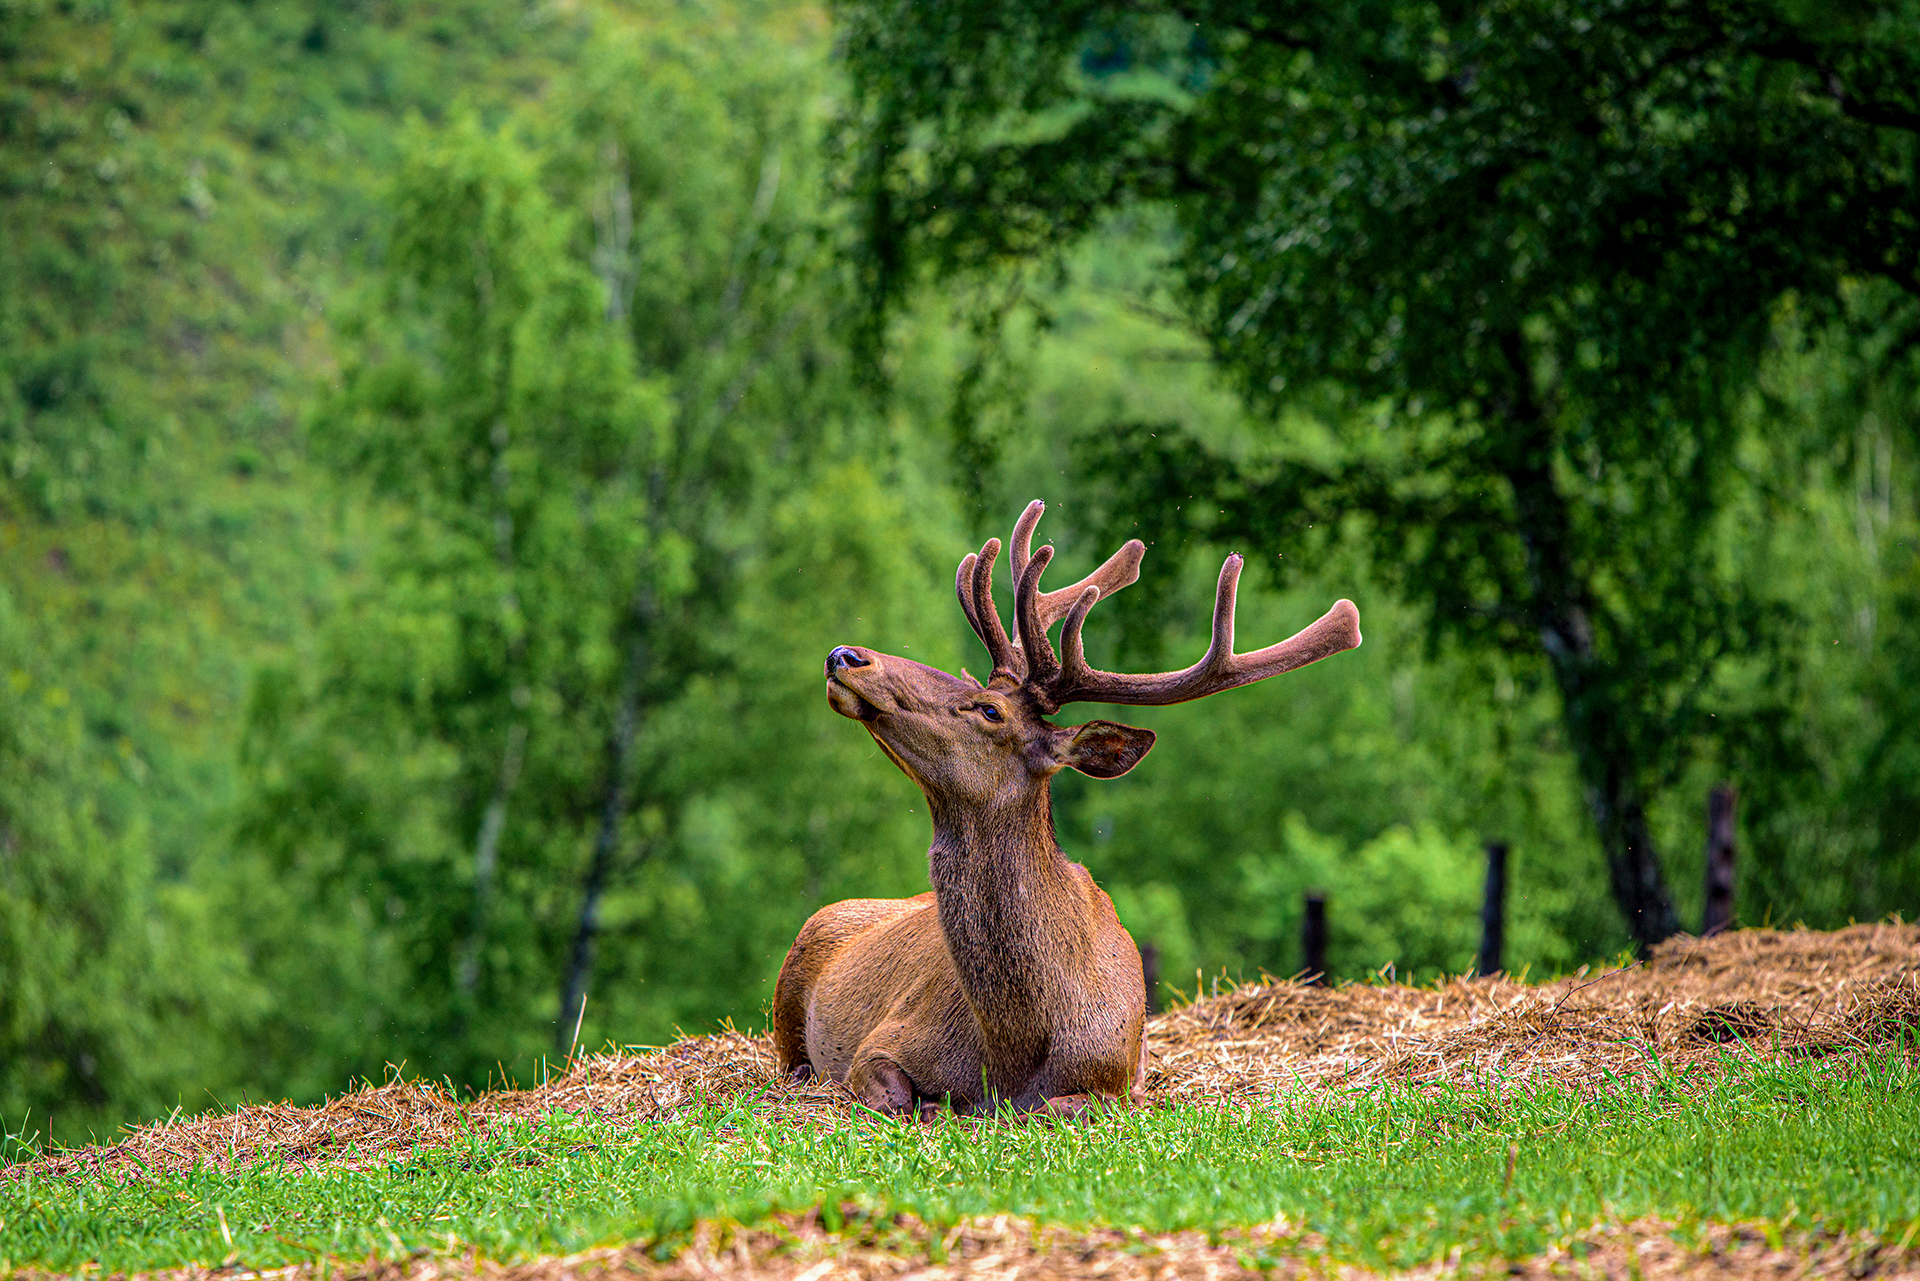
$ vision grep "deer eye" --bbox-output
[977,703,1003,722]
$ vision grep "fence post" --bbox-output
[1139,942,1161,1014]
[1703,784,1737,936]
[1302,891,1328,986]
[1477,840,1508,978]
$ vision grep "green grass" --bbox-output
[4,1053,1917,1274]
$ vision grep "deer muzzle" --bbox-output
[825,647,883,722]
[826,646,871,675]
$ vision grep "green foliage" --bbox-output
[0,582,258,1130]
[6,1054,1918,1273]
[235,111,664,1089]
[0,0,595,516]
[1239,819,1574,984]
[0,0,608,1134]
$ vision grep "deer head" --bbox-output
[824,501,1362,812]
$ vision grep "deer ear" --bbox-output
[1057,720,1156,779]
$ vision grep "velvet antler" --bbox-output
[957,500,1361,711]
[956,501,1144,686]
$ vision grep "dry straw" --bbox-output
[17,922,1917,1183]
[1150,919,1919,1102]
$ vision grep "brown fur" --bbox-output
[772,662,1147,1115]
[772,501,1359,1118]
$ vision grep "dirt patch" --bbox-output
[25,1208,1920,1281]
[15,922,1917,1180]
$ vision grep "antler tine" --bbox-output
[1033,539,1146,633]
[967,538,1020,680]
[1009,499,1046,593]
[955,552,981,634]
[1009,497,1148,632]
[1046,553,1362,707]
[1016,544,1060,684]
[1055,583,1101,678]
[1205,551,1242,665]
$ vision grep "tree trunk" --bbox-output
[458,721,525,995]
[1497,333,1679,951]
[460,417,530,997]
[558,160,649,1057]
[1584,769,1681,948]
[556,588,654,1056]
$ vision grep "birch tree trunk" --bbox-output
[556,588,652,1056]
[459,409,532,996]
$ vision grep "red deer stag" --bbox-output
[773,501,1361,1117]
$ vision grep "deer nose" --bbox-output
[826,646,871,676]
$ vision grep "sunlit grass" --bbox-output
[4,1051,1916,1273]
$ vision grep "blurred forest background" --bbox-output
[2,0,1915,1139]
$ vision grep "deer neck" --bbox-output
[924,780,1087,1070]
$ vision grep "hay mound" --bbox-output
[1149,920,1918,1102]
[17,922,1916,1180]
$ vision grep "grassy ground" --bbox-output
[5,1050,1916,1276]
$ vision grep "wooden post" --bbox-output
[1139,942,1161,1015]
[1302,891,1328,985]
[1477,840,1508,978]
[1703,784,1737,936]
